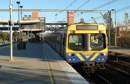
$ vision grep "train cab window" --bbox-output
[90,34,106,50]
[68,34,83,50]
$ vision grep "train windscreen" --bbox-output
[68,34,106,50]
[90,34,106,50]
[68,34,83,50]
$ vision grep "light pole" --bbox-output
[9,0,13,60]
[16,1,22,50]
[20,5,23,48]
[16,1,20,21]
[111,9,117,47]
[20,6,23,20]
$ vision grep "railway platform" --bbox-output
[109,46,130,57]
[0,42,89,84]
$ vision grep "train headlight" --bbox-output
[102,58,105,61]
[73,59,75,61]
[69,59,71,61]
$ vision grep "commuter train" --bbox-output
[46,21,108,74]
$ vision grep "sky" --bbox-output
[0,0,130,24]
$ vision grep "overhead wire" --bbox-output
[75,0,118,20]
[116,6,130,12]
[56,0,78,16]
[87,5,130,22]
[76,0,90,10]
[56,0,119,23]
[92,0,118,10]
[61,0,118,22]
[61,0,90,22]
[53,0,77,22]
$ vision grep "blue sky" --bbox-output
[0,0,130,24]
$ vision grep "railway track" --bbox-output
[91,54,130,84]
[108,54,130,76]
[96,64,130,84]
[106,60,130,75]
[84,73,112,84]
[74,67,111,84]
[73,56,130,84]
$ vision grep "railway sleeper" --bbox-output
[83,66,97,74]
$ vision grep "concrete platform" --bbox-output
[0,42,89,84]
[109,46,130,57]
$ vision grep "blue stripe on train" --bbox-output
[66,53,108,63]
[66,53,82,63]
[95,53,108,62]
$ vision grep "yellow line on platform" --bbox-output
[43,45,54,84]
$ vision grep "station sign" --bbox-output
[23,17,45,21]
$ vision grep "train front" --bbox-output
[65,24,108,73]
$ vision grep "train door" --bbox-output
[61,34,66,58]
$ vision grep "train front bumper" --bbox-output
[66,53,108,63]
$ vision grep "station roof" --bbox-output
[0,20,40,25]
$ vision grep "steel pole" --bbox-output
[9,0,13,60]
[114,10,117,47]
[20,6,23,20]
[18,4,20,21]
[108,11,111,46]
[21,7,22,20]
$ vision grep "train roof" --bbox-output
[54,27,67,34]
[52,23,106,34]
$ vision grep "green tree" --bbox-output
[0,32,9,43]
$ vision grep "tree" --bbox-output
[0,32,9,43]
[116,12,130,47]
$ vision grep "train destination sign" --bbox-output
[76,25,98,30]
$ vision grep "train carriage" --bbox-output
[46,22,108,74]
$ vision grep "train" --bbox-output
[45,20,108,74]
